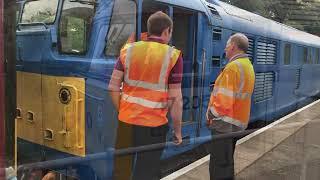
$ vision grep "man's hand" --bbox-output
[173,130,182,145]
[42,172,56,180]
[206,109,213,127]
[207,119,213,127]
[206,109,222,128]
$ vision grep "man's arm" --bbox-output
[108,69,124,111]
[168,83,183,145]
[167,53,183,145]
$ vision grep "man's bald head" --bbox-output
[228,33,249,53]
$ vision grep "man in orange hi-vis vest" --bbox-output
[108,11,183,180]
[206,33,255,180]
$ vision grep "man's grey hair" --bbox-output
[228,33,249,53]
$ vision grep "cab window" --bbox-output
[105,0,137,57]
[58,0,95,55]
[21,0,59,24]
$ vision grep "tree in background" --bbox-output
[220,0,320,36]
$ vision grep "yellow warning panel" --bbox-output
[16,71,44,146]
[16,71,86,157]
[42,75,85,156]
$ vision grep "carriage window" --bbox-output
[105,0,136,57]
[303,47,308,64]
[316,49,320,64]
[308,49,313,64]
[21,0,58,24]
[59,0,95,55]
[284,44,291,65]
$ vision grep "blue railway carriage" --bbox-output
[16,0,320,179]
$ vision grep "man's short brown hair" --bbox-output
[147,11,173,36]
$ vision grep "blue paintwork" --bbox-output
[16,0,320,179]
[156,0,208,13]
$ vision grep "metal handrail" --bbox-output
[18,128,256,172]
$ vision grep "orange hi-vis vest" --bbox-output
[118,41,181,127]
[208,56,255,130]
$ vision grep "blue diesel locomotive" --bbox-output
[15,0,320,179]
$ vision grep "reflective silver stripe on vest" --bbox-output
[124,44,174,92]
[223,116,247,129]
[234,61,244,93]
[159,47,174,85]
[212,87,251,99]
[212,59,251,99]
[210,107,247,129]
[122,94,168,109]
[210,107,220,117]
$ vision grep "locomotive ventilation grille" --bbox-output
[208,6,221,17]
[256,39,277,65]
[253,72,274,103]
[247,37,254,62]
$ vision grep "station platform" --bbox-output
[162,99,320,180]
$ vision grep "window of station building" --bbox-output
[16,2,22,24]
[21,0,59,24]
[284,44,291,65]
[58,0,95,55]
[16,10,20,24]
[105,0,137,57]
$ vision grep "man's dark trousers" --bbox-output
[209,131,238,180]
[114,121,168,180]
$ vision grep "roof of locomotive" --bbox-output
[207,0,320,48]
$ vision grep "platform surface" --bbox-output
[162,99,320,180]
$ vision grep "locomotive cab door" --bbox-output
[170,7,199,153]
[139,1,201,157]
